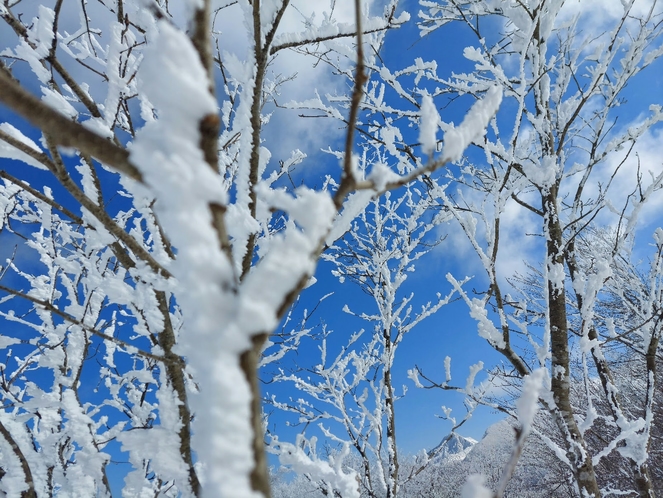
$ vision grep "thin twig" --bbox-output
[0,171,84,224]
[43,136,170,278]
[333,0,367,209]
[0,284,165,362]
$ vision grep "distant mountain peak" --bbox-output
[429,433,477,462]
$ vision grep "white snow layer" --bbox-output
[461,474,493,498]
[442,85,503,162]
[277,439,359,498]
[130,18,338,498]
[0,123,48,170]
[419,92,439,156]
[516,368,545,434]
[129,21,259,498]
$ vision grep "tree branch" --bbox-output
[0,72,141,181]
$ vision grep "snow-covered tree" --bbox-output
[266,183,458,497]
[411,0,663,496]
[0,0,503,496]
[2,0,660,496]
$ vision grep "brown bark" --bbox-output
[632,330,660,498]
[0,72,141,181]
[544,189,601,497]
[0,420,37,498]
[383,330,399,498]
[156,291,202,496]
[240,333,272,498]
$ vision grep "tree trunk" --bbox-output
[633,331,660,498]
[544,190,601,498]
[240,333,272,498]
[383,329,399,498]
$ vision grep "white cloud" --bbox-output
[558,0,663,28]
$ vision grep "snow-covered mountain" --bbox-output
[428,433,477,463]
[463,420,516,468]
[273,421,570,497]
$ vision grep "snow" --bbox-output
[272,11,409,53]
[430,433,476,463]
[546,257,565,295]
[41,88,78,119]
[461,474,493,498]
[130,20,259,498]
[522,154,558,188]
[419,92,439,156]
[468,298,506,349]
[118,427,189,491]
[102,21,140,133]
[367,162,401,191]
[516,369,545,434]
[0,415,35,496]
[444,355,451,383]
[240,184,335,335]
[0,335,20,349]
[275,437,359,498]
[1,6,55,84]
[442,85,502,163]
[326,190,374,245]
[28,5,55,58]
[381,124,403,156]
[466,361,484,394]
[407,368,424,388]
[0,123,48,170]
